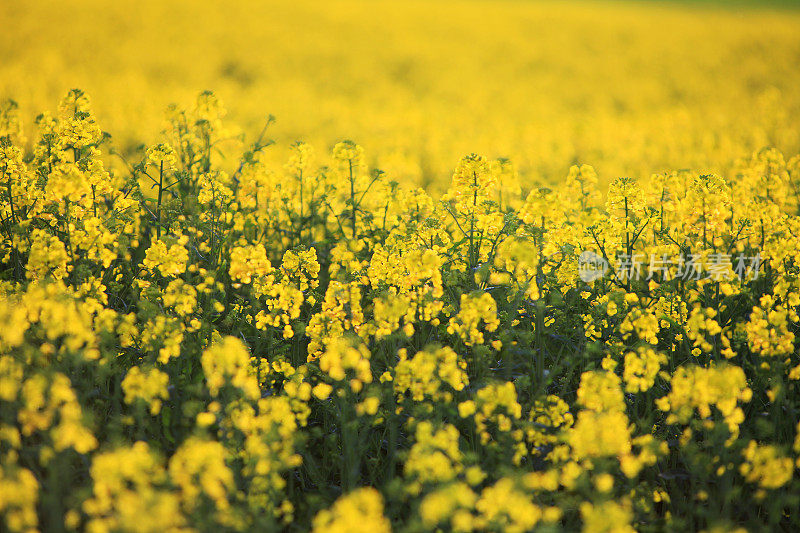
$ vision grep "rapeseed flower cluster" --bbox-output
[1,87,800,532]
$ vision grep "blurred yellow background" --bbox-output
[1,0,799,189]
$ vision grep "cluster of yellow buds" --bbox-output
[311,487,390,533]
[318,339,372,393]
[745,295,796,357]
[393,346,468,402]
[143,236,190,277]
[447,292,500,347]
[201,336,260,400]
[740,441,794,493]
[623,347,667,393]
[404,422,464,494]
[121,366,170,414]
[656,364,752,438]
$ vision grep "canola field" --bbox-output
[3,0,800,189]
[2,0,800,532]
